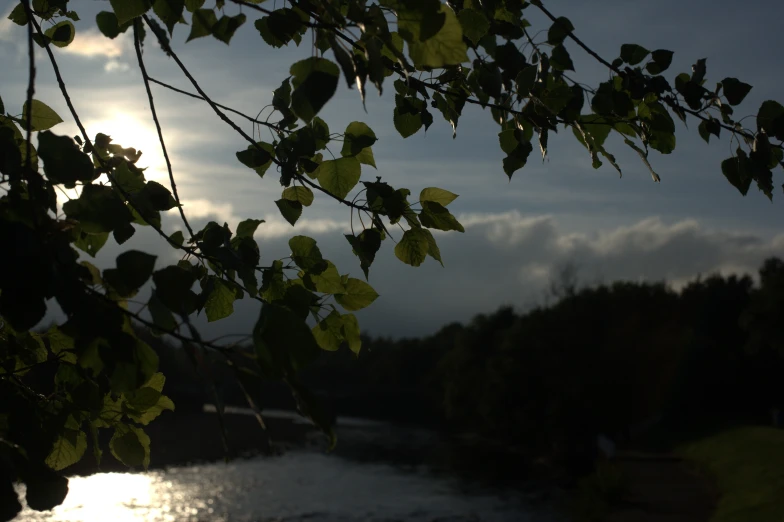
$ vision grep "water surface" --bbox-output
[15,415,563,522]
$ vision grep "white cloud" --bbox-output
[104,59,130,72]
[177,199,347,239]
[61,29,128,59]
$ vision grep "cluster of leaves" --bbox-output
[1,0,783,519]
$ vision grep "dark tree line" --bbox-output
[142,257,784,474]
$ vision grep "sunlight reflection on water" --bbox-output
[15,451,557,522]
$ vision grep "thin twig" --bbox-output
[148,77,289,134]
[22,0,34,174]
[532,1,622,75]
[31,17,269,309]
[142,15,373,213]
[133,20,195,240]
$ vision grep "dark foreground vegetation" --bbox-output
[140,257,784,482]
[19,257,783,521]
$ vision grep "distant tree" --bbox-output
[2,0,783,517]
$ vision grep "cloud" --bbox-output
[176,199,347,239]
[60,29,127,59]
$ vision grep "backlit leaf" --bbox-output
[315,157,361,200]
[394,227,430,267]
[400,5,468,68]
[110,0,152,25]
[236,218,264,238]
[44,21,75,48]
[420,187,458,206]
[109,424,150,468]
[23,100,63,131]
[290,57,340,123]
[282,186,314,206]
[275,199,303,226]
[335,278,379,311]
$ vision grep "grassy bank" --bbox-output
[678,426,784,522]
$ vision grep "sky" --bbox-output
[1,0,783,339]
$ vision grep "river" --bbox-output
[13,413,566,522]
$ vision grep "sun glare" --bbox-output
[17,472,170,522]
[85,112,169,183]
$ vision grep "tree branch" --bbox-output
[133,21,195,241]
[142,15,373,213]
[147,77,289,134]
[22,0,35,174]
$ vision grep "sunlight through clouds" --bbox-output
[83,112,169,182]
[60,28,128,59]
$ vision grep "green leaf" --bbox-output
[275,199,303,226]
[23,467,68,512]
[124,386,175,425]
[335,278,379,311]
[421,228,443,266]
[290,57,340,123]
[289,235,327,273]
[185,0,204,12]
[103,250,157,297]
[148,292,176,333]
[457,8,489,46]
[282,186,314,207]
[187,8,216,41]
[23,100,63,131]
[341,313,361,354]
[153,0,185,35]
[400,4,468,68]
[498,128,534,178]
[394,227,430,267]
[721,149,753,196]
[152,265,197,315]
[620,44,649,66]
[345,229,382,279]
[38,131,94,186]
[212,13,246,44]
[341,122,377,168]
[419,201,465,232]
[721,78,752,106]
[168,230,185,247]
[757,100,784,140]
[646,49,673,74]
[8,3,28,25]
[315,157,361,200]
[203,277,235,322]
[109,424,150,468]
[236,218,264,238]
[253,303,321,378]
[539,82,574,115]
[96,11,122,38]
[419,187,458,206]
[698,118,721,144]
[393,109,424,138]
[515,66,538,97]
[303,261,344,294]
[45,428,87,471]
[110,0,152,25]
[255,8,307,48]
[547,16,573,46]
[45,20,75,48]
[550,45,574,72]
[236,144,271,169]
[73,231,109,257]
[312,310,345,351]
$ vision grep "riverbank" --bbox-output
[575,425,784,522]
[677,426,784,522]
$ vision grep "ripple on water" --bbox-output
[14,451,562,522]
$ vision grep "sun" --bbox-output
[84,111,170,183]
